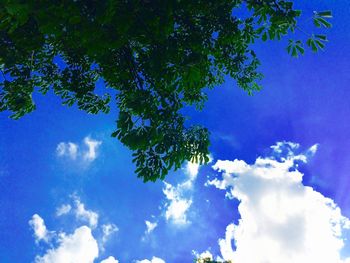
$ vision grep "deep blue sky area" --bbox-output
[1,1,350,263]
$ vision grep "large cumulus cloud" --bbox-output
[205,142,350,263]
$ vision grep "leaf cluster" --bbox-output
[286,10,332,57]
[0,0,331,181]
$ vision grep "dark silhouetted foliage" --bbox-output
[0,1,331,181]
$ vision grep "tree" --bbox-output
[195,257,232,263]
[0,1,331,181]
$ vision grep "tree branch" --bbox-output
[125,45,144,91]
[296,25,311,37]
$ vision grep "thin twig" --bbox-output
[30,50,35,69]
[296,25,311,37]
[272,0,283,12]
[123,45,144,91]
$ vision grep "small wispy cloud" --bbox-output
[101,223,119,245]
[163,182,193,225]
[29,214,52,243]
[135,256,165,263]
[56,195,99,229]
[100,256,119,263]
[74,198,99,229]
[161,160,204,226]
[55,204,71,217]
[56,136,102,163]
[83,137,102,161]
[145,220,157,235]
[56,142,78,160]
[141,217,158,242]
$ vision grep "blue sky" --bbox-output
[1,1,350,263]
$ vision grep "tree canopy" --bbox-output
[196,257,232,263]
[0,1,331,181]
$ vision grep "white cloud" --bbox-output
[56,142,78,160]
[163,182,192,226]
[100,256,119,263]
[186,161,200,181]
[56,204,72,217]
[218,223,235,260]
[56,143,65,156]
[270,141,299,154]
[206,142,350,263]
[161,161,203,226]
[211,159,248,175]
[55,198,118,253]
[308,143,319,155]
[141,219,158,241]
[54,196,118,251]
[56,136,101,163]
[74,198,99,229]
[55,196,99,228]
[83,137,102,161]
[101,223,119,244]
[31,198,119,263]
[29,214,51,243]
[135,256,165,263]
[145,220,157,234]
[35,226,99,263]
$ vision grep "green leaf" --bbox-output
[317,10,333,18]
[69,16,81,24]
[313,18,321,28]
[295,44,304,55]
[294,10,302,17]
[111,131,119,137]
[256,27,264,34]
[287,40,304,57]
[5,3,30,26]
[307,38,312,47]
[314,17,332,28]
[307,38,318,52]
[262,32,267,41]
[315,34,328,41]
[315,39,325,50]
[317,17,332,28]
